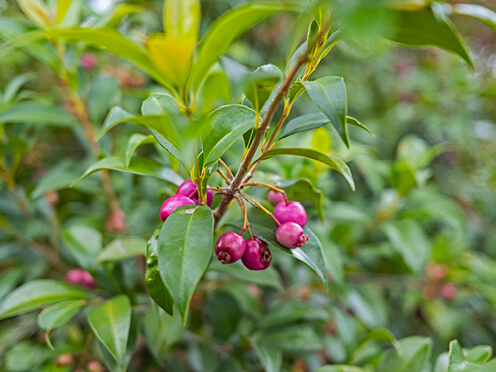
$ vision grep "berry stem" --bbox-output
[234,195,252,238]
[216,168,231,185]
[207,186,226,193]
[241,182,287,202]
[240,191,281,226]
[218,158,234,180]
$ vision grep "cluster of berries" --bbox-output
[159,179,309,271]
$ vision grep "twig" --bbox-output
[218,158,234,180]
[216,168,231,185]
[234,195,252,238]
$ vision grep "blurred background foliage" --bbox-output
[1,0,496,371]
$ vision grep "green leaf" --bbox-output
[277,178,324,221]
[125,134,155,167]
[209,259,283,290]
[56,0,73,25]
[150,129,188,170]
[17,0,51,28]
[158,205,214,323]
[145,233,174,315]
[88,295,131,370]
[347,116,374,137]
[0,280,93,320]
[98,237,147,263]
[250,339,282,372]
[0,102,77,127]
[278,112,329,140]
[252,148,355,191]
[71,156,184,187]
[256,301,329,330]
[190,1,304,92]
[96,106,179,147]
[466,346,493,364]
[46,28,175,91]
[37,300,85,346]
[451,4,496,33]
[317,366,366,372]
[256,325,322,352]
[62,225,102,270]
[164,0,200,43]
[244,64,282,113]
[382,220,429,273]
[248,224,328,288]
[199,70,230,114]
[379,336,432,372]
[383,6,473,69]
[202,105,256,165]
[301,76,349,148]
[0,270,24,301]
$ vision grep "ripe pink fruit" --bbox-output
[440,283,457,300]
[276,222,308,249]
[215,232,246,264]
[80,53,97,70]
[242,238,272,270]
[267,189,285,206]
[176,180,213,207]
[160,194,195,221]
[273,201,307,227]
[65,269,96,289]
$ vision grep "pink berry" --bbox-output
[160,194,195,221]
[273,201,307,227]
[440,283,457,300]
[276,222,308,249]
[65,269,96,289]
[267,190,285,206]
[80,53,97,70]
[242,238,272,270]
[176,180,213,207]
[215,232,246,264]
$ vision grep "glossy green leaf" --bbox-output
[0,102,77,127]
[347,116,375,137]
[383,6,473,68]
[145,233,174,315]
[278,178,324,221]
[382,220,429,273]
[88,295,131,370]
[96,106,179,147]
[150,129,188,170]
[251,339,282,372]
[62,224,102,269]
[0,270,24,301]
[190,1,304,92]
[37,299,85,346]
[158,205,214,323]
[301,76,349,148]
[248,224,328,288]
[278,112,329,140]
[0,280,93,320]
[202,105,256,165]
[71,156,184,187]
[252,148,355,191]
[98,237,147,263]
[244,64,282,113]
[125,134,155,167]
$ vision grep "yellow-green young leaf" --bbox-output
[17,0,51,28]
[158,206,214,324]
[146,33,195,88]
[164,0,200,43]
[311,128,331,154]
[56,0,72,25]
[87,296,131,370]
[0,280,94,320]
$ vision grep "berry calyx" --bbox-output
[273,201,307,227]
[276,222,308,249]
[215,232,246,264]
[267,189,285,206]
[176,180,213,206]
[160,194,195,221]
[242,238,272,270]
[65,269,96,289]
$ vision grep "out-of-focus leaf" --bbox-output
[255,325,322,352]
[37,300,85,347]
[97,237,147,263]
[277,178,324,221]
[17,0,51,28]
[158,206,213,323]
[244,64,282,113]
[0,102,77,127]
[250,339,282,372]
[0,270,24,301]
[378,336,432,372]
[278,112,329,140]
[451,4,496,32]
[0,280,93,320]
[125,134,155,167]
[88,295,131,370]
[253,148,355,191]
[62,224,102,269]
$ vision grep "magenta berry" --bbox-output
[267,189,285,206]
[80,53,97,70]
[160,194,195,221]
[176,180,213,206]
[273,201,307,227]
[242,238,272,270]
[276,222,308,249]
[215,232,246,264]
[65,269,96,289]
